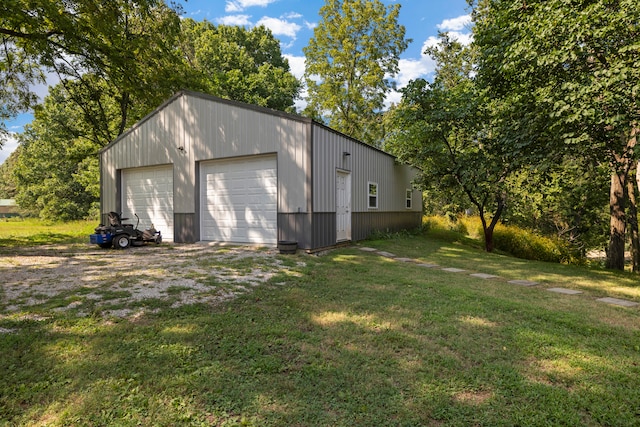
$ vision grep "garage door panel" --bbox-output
[123,166,174,241]
[200,156,277,244]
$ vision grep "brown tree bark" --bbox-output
[606,128,638,270]
[606,170,626,270]
[631,162,640,273]
[477,193,505,253]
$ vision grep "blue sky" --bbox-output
[0,0,472,164]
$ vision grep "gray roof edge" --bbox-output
[310,120,414,166]
[100,90,415,171]
[100,90,315,154]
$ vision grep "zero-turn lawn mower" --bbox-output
[90,212,162,249]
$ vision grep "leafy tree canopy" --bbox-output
[1,0,186,146]
[179,19,300,112]
[471,0,640,269]
[0,147,20,199]
[472,0,640,165]
[13,81,106,220]
[304,0,409,146]
[386,34,511,252]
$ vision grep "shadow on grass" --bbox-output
[4,269,639,426]
[363,231,640,293]
[2,239,640,425]
[0,232,88,249]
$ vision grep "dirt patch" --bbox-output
[0,243,304,320]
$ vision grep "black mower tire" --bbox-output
[156,235,162,244]
[113,234,131,249]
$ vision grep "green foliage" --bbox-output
[504,162,610,255]
[422,215,469,236]
[492,224,573,264]
[0,147,19,198]
[471,0,640,269]
[12,83,105,220]
[422,215,575,264]
[386,34,510,252]
[304,0,409,146]
[1,0,186,141]
[180,19,300,112]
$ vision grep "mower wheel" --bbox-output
[155,235,162,244]
[113,234,131,249]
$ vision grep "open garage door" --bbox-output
[122,165,174,241]
[200,155,277,244]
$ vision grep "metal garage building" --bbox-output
[99,90,421,251]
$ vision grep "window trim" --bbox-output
[405,189,412,209]
[368,181,378,209]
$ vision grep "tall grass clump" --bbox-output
[422,215,468,236]
[422,215,574,264]
[491,224,573,263]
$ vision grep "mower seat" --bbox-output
[108,212,132,226]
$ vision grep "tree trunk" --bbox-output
[606,170,627,270]
[631,162,640,273]
[606,128,638,271]
[479,194,505,253]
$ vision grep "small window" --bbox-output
[368,182,378,209]
[405,189,412,209]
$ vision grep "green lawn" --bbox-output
[0,218,96,248]
[1,228,640,426]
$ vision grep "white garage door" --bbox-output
[122,166,174,241]
[200,156,277,244]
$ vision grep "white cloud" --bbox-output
[385,90,403,108]
[437,14,472,32]
[225,0,278,13]
[216,14,253,26]
[383,15,473,107]
[0,133,19,165]
[284,54,305,79]
[304,20,317,30]
[395,55,436,87]
[256,16,301,38]
[449,31,473,46]
[31,70,60,102]
[282,12,302,19]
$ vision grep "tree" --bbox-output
[303,0,409,146]
[503,159,610,258]
[12,82,107,220]
[0,147,20,199]
[1,0,185,145]
[179,19,300,112]
[386,34,510,252]
[471,0,640,270]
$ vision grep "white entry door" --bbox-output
[336,170,351,241]
[200,156,278,244]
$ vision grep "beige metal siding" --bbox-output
[101,96,188,214]
[312,124,421,213]
[101,92,311,217]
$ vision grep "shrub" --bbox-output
[422,215,574,264]
[422,215,468,235]
[492,224,572,263]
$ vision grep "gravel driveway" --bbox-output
[0,243,303,320]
